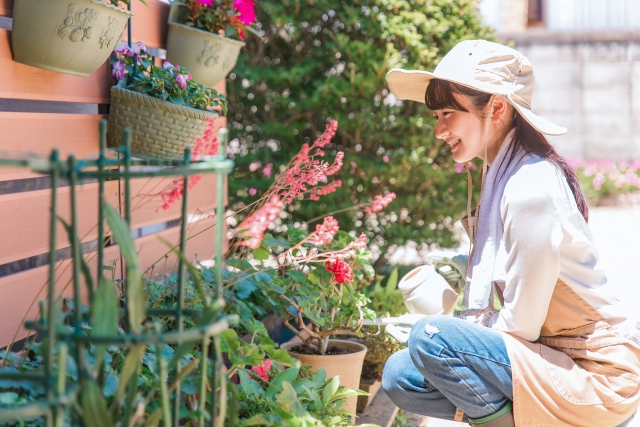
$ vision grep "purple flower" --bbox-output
[136,41,147,53]
[195,0,213,5]
[115,45,135,57]
[111,61,125,80]
[163,60,174,70]
[176,73,188,89]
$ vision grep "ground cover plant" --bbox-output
[567,158,640,206]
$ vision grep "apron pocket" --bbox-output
[542,344,640,405]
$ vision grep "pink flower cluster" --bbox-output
[234,0,256,25]
[158,119,220,210]
[192,117,220,160]
[160,175,202,211]
[364,192,397,214]
[310,216,339,246]
[275,121,343,203]
[308,180,342,201]
[567,157,640,192]
[236,196,285,249]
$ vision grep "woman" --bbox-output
[381,40,640,427]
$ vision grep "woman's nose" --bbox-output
[434,120,448,140]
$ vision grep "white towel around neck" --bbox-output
[464,129,536,309]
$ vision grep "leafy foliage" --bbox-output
[110,43,227,114]
[227,0,495,263]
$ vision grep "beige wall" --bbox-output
[501,0,528,32]
[502,30,640,159]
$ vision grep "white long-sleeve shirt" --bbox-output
[486,159,624,341]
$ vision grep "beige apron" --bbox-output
[460,212,640,426]
[502,280,640,426]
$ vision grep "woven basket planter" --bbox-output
[165,3,245,87]
[107,86,219,158]
[11,0,133,76]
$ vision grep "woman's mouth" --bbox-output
[449,139,461,152]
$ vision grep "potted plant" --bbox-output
[11,0,143,76]
[107,42,227,158]
[212,121,397,417]
[165,0,258,87]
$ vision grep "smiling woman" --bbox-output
[381,39,640,427]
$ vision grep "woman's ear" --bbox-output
[491,96,511,124]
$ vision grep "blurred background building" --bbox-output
[477,0,640,159]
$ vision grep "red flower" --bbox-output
[325,258,354,284]
[251,359,272,381]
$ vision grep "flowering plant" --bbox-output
[567,158,640,206]
[220,121,396,355]
[181,0,259,40]
[110,42,227,114]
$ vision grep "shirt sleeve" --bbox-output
[490,164,567,342]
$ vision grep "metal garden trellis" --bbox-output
[0,120,235,427]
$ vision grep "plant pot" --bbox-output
[357,378,381,413]
[165,3,245,87]
[11,0,133,76]
[280,339,367,418]
[107,86,219,158]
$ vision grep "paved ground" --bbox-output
[413,204,640,426]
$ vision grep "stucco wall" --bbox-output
[502,30,640,159]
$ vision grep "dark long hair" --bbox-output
[425,79,589,222]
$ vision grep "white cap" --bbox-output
[385,39,567,136]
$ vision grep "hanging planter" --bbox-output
[106,43,226,158]
[166,3,245,88]
[107,85,219,158]
[11,0,133,77]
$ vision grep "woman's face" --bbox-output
[432,93,488,163]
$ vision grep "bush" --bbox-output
[227,0,495,265]
[568,158,640,206]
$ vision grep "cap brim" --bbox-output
[385,68,568,136]
[386,69,437,103]
[508,97,567,136]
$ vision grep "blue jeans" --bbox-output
[382,315,637,426]
[382,315,512,423]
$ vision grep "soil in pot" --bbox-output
[290,344,352,355]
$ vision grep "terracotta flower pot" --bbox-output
[280,339,367,417]
[11,0,133,76]
[165,3,245,87]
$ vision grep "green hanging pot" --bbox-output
[11,0,133,77]
[165,3,245,88]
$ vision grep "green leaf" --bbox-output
[114,345,145,402]
[238,370,255,395]
[82,380,113,427]
[312,367,326,388]
[266,367,299,398]
[322,376,340,407]
[168,307,218,371]
[277,381,306,417]
[169,93,185,105]
[385,267,399,294]
[92,278,118,369]
[103,202,145,333]
[253,246,270,261]
[225,24,235,38]
[262,233,293,249]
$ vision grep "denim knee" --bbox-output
[382,349,413,404]
[408,315,454,359]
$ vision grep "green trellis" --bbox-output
[0,120,235,427]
